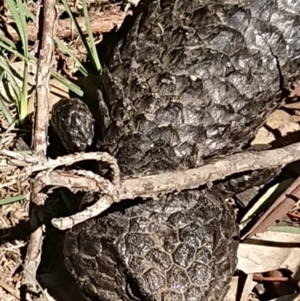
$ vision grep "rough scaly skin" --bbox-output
[62,1,300,300]
[99,0,300,176]
[65,189,239,301]
[51,98,95,153]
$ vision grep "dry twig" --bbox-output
[22,0,57,291]
[3,141,300,230]
[2,140,300,190]
[1,140,299,192]
[49,142,300,229]
[0,150,119,180]
[6,11,130,42]
[4,141,300,229]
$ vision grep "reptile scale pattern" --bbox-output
[64,190,239,301]
[97,0,300,176]
[58,0,300,300]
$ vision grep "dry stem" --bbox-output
[6,11,130,42]
[16,141,300,229]
[3,139,300,230]
[23,0,57,291]
[2,141,300,198]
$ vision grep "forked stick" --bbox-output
[20,141,300,230]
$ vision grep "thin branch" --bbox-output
[2,138,300,229]
[2,141,300,194]
[29,152,120,183]
[52,194,115,230]
[23,0,57,291]
[6,11,130,42]
[36,169,117,196]
[0,150,119,182]
[33,141,300,229]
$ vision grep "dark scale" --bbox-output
[50,0,300,300]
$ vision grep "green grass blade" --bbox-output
[15,150,32,155]
[0,34,19,50]
[0,1,84,99]
[0,58,21,100]
[82,0,101,73]
[16,0,29,123]
[19,61,28,123]
[22,3,90,78]
[0,58,21,105]
[55,39,88,76]
[16,0,28,54]
[60,0,89,45]
[0,195,25,205]
[0,39,27,61]
[269,226,300,235]
[4,0,29,123]
[22,1,36,21]
[1,72,19,94]
[0,43,83,97]
[0,94,14,125]
[60,0,101,73]
[5,0,28,55]
[51,72,84,96]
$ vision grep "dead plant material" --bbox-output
[254,273,291,283]
[242,176,300,240]
[0,130,30,200]
[6,11,131,42]
[0,278,20,299]
[254,270,299,299]
[22,0,57,292]
[3,141,300,229]
[0,239,26,301]
[290,81,300,99]
[287,211,300,220]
